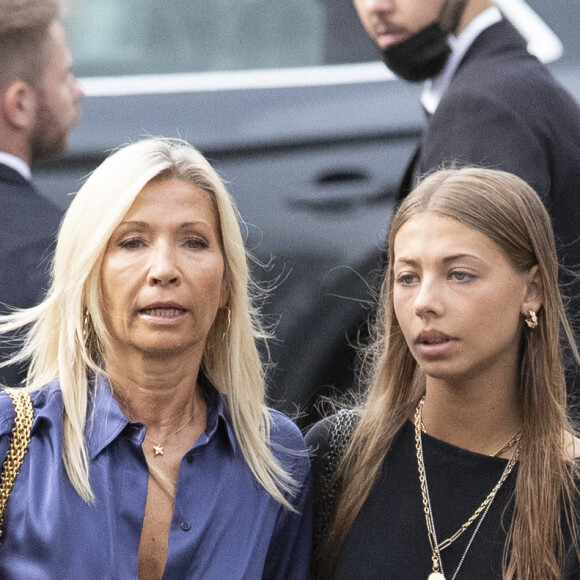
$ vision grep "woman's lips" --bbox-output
[414,331,456,358]
[140,308,185,318]
[138,306,187,322]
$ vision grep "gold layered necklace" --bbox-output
[414,397,520,580]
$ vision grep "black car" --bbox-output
[35,0,580,427]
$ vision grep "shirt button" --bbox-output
[186,453,194,464]
[181,522,191,532]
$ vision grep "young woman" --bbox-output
[307,167,580,579]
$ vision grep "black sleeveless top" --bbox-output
[306,419,580,579]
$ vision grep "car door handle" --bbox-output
[287,168,393,212]
[315,169,368,185]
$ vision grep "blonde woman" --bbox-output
[307,168,580,579]
[0,138,311,579]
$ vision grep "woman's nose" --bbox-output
[147,245,180,286]
[413,277,442,319]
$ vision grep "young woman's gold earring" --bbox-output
[525,309,538,329]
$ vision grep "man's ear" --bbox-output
[520,265,543,316]
[2,80,37,129]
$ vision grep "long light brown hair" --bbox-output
[320,167,580,578]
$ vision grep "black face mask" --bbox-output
[380,22,451,82]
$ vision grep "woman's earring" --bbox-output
[83,308,101,356]
[221,307,231,341]
[83,309,90,341]
[525,309,538,329]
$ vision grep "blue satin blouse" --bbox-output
[0,375,311,579]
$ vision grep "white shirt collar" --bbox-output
[0,152,32,181]
[421,6,502,115]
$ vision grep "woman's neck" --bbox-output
[104,348,204,432]
[420,376,522,457]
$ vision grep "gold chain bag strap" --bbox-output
[0,391,34,542]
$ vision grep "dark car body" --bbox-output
[34,0,580,426]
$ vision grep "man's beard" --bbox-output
[380,22,451,82]
[380,0,468,82]
[30,96,69,162]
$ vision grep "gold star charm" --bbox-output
[153,445,164,456]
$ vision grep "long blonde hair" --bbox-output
[322,168,580,578]
[0,137,297,509]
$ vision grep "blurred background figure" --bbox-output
[0,0,83,386]
[353,0,580,402]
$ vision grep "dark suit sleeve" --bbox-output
[418,88,552,205]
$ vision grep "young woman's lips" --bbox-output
[414,331,456,358]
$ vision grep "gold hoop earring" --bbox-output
[83,308,101,356]
[525,309,538,329]
[82,309,90,341]
[221,307,231,341]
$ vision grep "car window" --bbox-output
[62,0,330,77]
[61,0,379,77]
[61,0,577,78]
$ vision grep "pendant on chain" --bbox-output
[428,573,446,580]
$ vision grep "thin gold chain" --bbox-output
[414,396,519,575]
[150,399,199,457]
[491,431,520,458]
[419,420,520,459]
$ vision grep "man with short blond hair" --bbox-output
[0,0,83,385]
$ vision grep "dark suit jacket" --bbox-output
[0,163,64,386]
[400,18,580,401]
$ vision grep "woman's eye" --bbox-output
[450,271,474,282]
[184,238,209,250]
[119,238,144,250]
[396,274,418,285]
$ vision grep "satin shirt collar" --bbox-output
[86,372,238,460]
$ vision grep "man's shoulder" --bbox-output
[448,19,572,107]
[0,165,64,234]
[432,25,580,141]
[0,164,34,194]
[0,162,63,207]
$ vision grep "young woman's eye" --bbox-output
[396,274,418,285]
[119,238,144,250]
[450,271,474,282]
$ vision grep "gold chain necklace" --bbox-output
[418,418,520,459]
[414,397,520,579]
[491,432,520,458]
